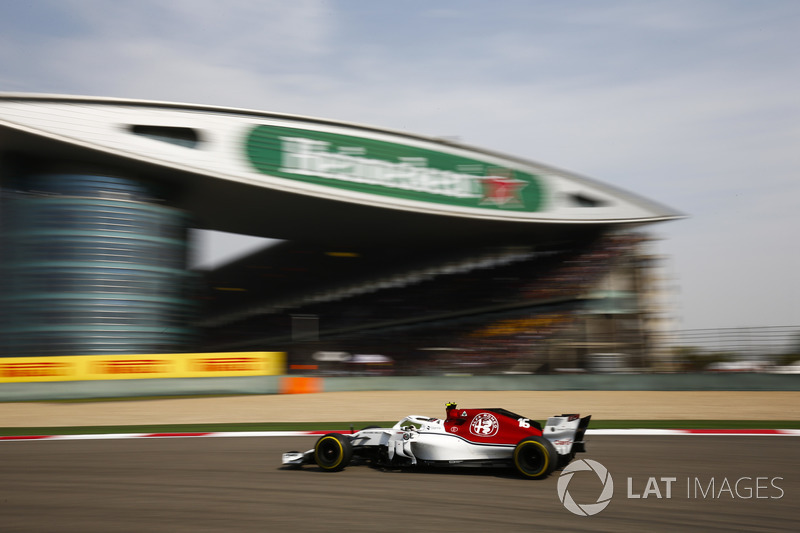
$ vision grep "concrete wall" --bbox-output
[0,376,282,402]
[1,373,798,401]
[321,374,800,392]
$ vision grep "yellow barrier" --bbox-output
[0,352,286,383]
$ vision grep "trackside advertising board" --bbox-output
[0,352,286,383]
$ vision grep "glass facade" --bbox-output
[0,173,198,356]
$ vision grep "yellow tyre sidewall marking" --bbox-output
[316,436,344,469]
[514,440,549,477]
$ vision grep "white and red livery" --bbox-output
[282,402,591,479]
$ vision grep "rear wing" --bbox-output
[543,414,591,455]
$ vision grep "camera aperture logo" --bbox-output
[557,459,614,516]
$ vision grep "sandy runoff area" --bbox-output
[1,390,798,427]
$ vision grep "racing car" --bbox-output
[282,402,591,479]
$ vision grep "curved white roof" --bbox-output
[0,93,682,246]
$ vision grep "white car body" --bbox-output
[283,405,591,479]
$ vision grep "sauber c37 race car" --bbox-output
[282,403,591,479]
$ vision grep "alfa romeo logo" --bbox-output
[468,412,499,437]
[557,459,614,516]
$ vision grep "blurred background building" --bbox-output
[202,232,678,374]
[0,94,689,373]
[0,172,198,355]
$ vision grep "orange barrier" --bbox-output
[280,376,323,394]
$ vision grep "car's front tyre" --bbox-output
[513,436,558,479]
[313,433,353,472]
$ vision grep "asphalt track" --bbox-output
[0,436,796,532]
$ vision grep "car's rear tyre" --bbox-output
[314,433,353,472]
[513,436,558,479]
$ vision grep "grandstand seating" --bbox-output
[201,232,646,374]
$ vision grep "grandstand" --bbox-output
[202,231,661,374]
[0,94,681,371]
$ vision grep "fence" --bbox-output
[657,325,799,361]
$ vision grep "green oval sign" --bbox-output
[245,125,544,212]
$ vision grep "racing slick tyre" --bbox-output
[313,433,353,472]
[513,436,558,479]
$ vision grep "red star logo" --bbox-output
[480,172,527,207]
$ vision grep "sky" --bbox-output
[1,0,798,331]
